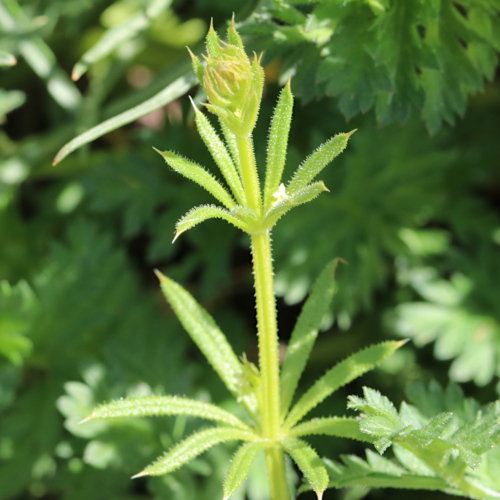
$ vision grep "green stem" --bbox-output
[237,133,290,499]
[237,135,261,216]
[265,447,290,500]
[251,232,280,438]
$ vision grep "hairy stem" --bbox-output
[265,447,290,500]
[251,232,280,438]
[237,135,261,216]
[238,132,290,499]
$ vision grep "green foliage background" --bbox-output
[1,0,500,498]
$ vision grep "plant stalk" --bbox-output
[237,135,262,216]
[265,447,290,500]
[238,133,290,499]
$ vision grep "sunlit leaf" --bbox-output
[155,271,258,418]
[155,149,236,209]
[223,441,264,499]
[284,341,404,429]
[264,182,328,229]
[280,259,339,419]
[287,132,354,194]
[264,81,294,212]
[289,417,371,443]
[282,438,329,499]
[193,106,246,205]
[133,427,258,477]
[174,204,250,241]
[83,395,250,430]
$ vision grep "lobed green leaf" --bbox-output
[155,149,236,209]
[284,341,404,429]
[280,259,340,419]
[282,438,329,499]
[133,427,257,478]
[223,441,265,499]
[264,81,294,212]
[289,417,372,443]
[193,106,246,205]
[263,182,328,229]
[287,132,354,194]
[82,395,250,430]
[173,204,250,242]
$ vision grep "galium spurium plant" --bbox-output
[81,21,404,499]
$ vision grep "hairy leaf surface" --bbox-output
[287,133,353,194]
[134,427,258,477]
[223,441,264,499]
[284,341,404,429]
[280,259,339,418]
[83,395,250,430]
[282,438,329,499]
[155,149,236,209]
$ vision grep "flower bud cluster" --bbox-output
[189,20,264,138]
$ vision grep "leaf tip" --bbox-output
[188,95,200,113]
[172,230,182,243]
[78,414,93,424]
[131,470,149,479]
[346,129,357,138]
[153,269,167,283]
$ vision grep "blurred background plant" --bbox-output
[1,0,499,499]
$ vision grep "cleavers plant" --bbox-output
[80,21,413,499]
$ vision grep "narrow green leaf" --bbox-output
[155,149,236,209]
[280,259,339,419]
[82,395,250,430]
[174,204,250,242]
[263,182,328,229]
[227,17,245,52]
[218,118,241,175]
[193,106,246,205]
[71,0,171,80]
[284,341,405,429]
[155,272,258,418]
[287,132,355,194]
[289,417,373,443]
[223,441,264,499]
[282,438,329,499]
[264,81,294,211]
[187,47,205,82]
[53,73,196,165]
[133,427,257,478]
[206,21,222,58]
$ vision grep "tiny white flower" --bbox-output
[272,183,288,203]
